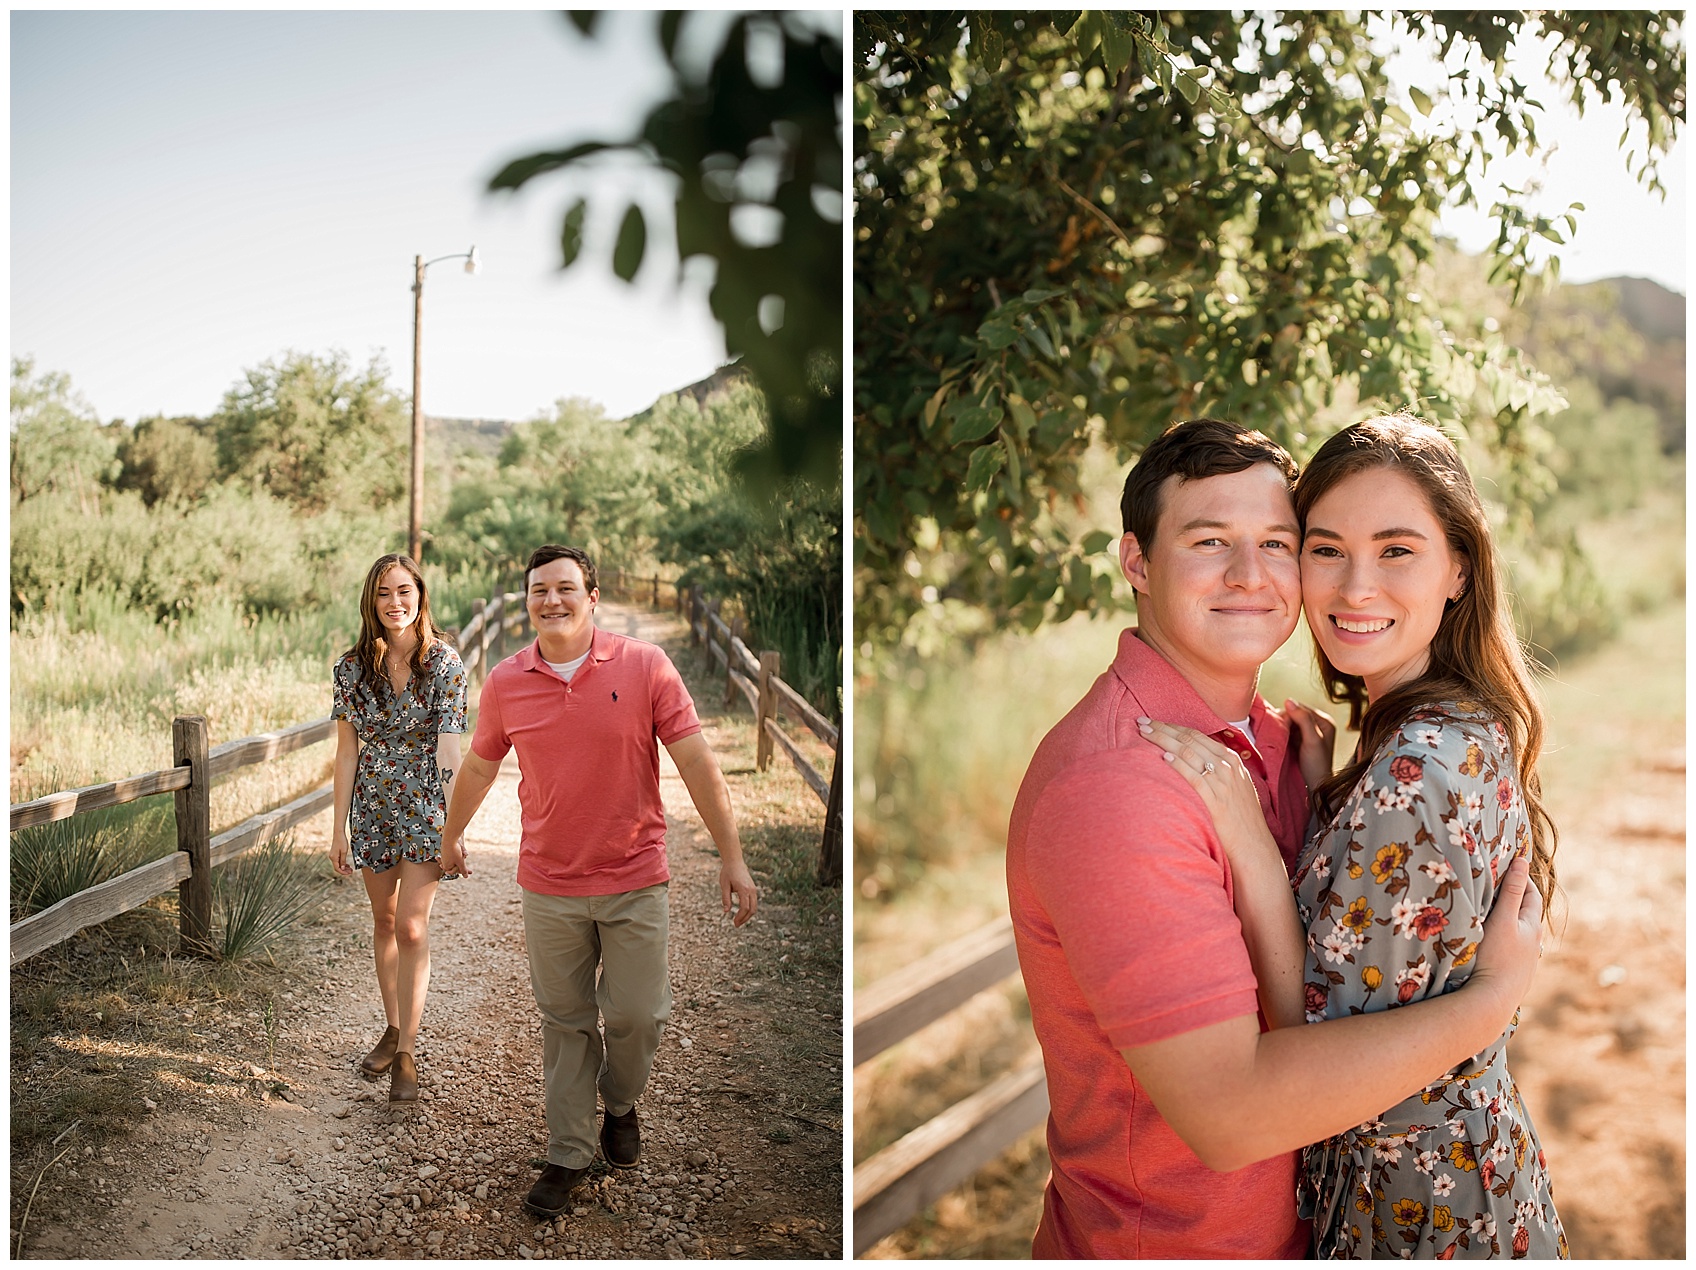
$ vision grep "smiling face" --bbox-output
[374,564,420,640]
[1301,466,1468,702]
[527,556,598,658]
[1120,462,1302,715]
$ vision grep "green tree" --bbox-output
[10,356,118,505]
[853,10,1683,653]
[489,10,843,489]
[113,414,219,507]
[213,350,407,513]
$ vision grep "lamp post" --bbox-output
[410,245,479,563]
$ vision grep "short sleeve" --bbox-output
[1301,714,1521,1023]
[469,669,512,762]
[330,654,356,721]
[1028,750,1261,1049]
[433,646,468,735]
[649,649,702,745]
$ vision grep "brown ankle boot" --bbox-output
[360,1026,400,1077]
[389,1052,418,1103]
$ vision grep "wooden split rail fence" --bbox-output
[852,917,1050,1255]
[10,572,843,965]
[682,586,842,885]
[9,715,337,966]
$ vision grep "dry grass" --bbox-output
[9,870,355,1219]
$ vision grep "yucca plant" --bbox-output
[213,835,330,961]
[10,806,165,922]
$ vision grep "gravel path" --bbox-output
[21,602,841,1260]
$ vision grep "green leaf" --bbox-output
[559,199,587,268]
[1536,227,1565,244]
[1080,530,1115,554]
[948,404,1004,446]
[965,442,1007,492]
[1175,70,1202,105]
[1008,397,1038,438]
[1408,86,1433,116]
[923,381,952,432]
[488,142,616,192]
[658,11,684,62]
[612,205,647,282]
[564,12,598,37]
[978,317,1018,350]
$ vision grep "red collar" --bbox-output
[515,625,617,672]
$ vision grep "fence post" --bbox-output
[689,587,701,647]
[470,598,486,682]
[725,617,746,705]
[172,715,215,957]
[491,594,506,666]
[755,651,780,771]
[652,574,659,607]
[818,745,843,886]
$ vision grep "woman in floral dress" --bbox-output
[330,553,468,1102]
[1144,415,1565,1258]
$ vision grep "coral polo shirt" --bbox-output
[470,628,701,896]
[1006,628,1311,1259]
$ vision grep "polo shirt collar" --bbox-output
[1111,627,1291,761]
[517,624,618,672]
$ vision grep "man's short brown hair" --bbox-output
[526,544,597,594]
[1120,419,1298,551]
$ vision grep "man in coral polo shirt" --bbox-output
[440,544,757,1218]
[1007,419,1539,1258]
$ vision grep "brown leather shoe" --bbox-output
[359,1026,400,1077]
[601,1104,640,1169]
[524,1162,588,1217]
[389,1052,418,1103]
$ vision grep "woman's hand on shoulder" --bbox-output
[1467,852,1543,1027]
[1282,698,1337,791]
[1138,718,1283,876]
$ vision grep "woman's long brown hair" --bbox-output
[348,554,438,693]
[1296,414,1558,915]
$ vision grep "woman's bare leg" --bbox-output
[361,866,402,1029]
[393,860,444,1055]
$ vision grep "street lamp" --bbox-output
[409,245,479,563]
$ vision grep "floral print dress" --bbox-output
[1293,702,1566,1259]
[331,641,468,873]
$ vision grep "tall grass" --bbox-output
[745,585,841,718]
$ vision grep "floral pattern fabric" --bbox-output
[330,641,467,873]
[1292,702,1566,1259]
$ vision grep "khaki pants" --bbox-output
[522,883,671,1169]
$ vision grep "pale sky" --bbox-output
[12,10,841,426]
[11,11,1679,434]
[1385,21,1685,292]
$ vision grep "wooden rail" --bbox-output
[11,767,192,832]
[684,585,842,884]
[10,715,338,966]
[852,918,1049,1255]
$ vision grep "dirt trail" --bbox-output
[1509,738,1685,1258]
[20,602,841,1260]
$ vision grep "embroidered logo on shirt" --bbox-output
[611,691,618,702]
